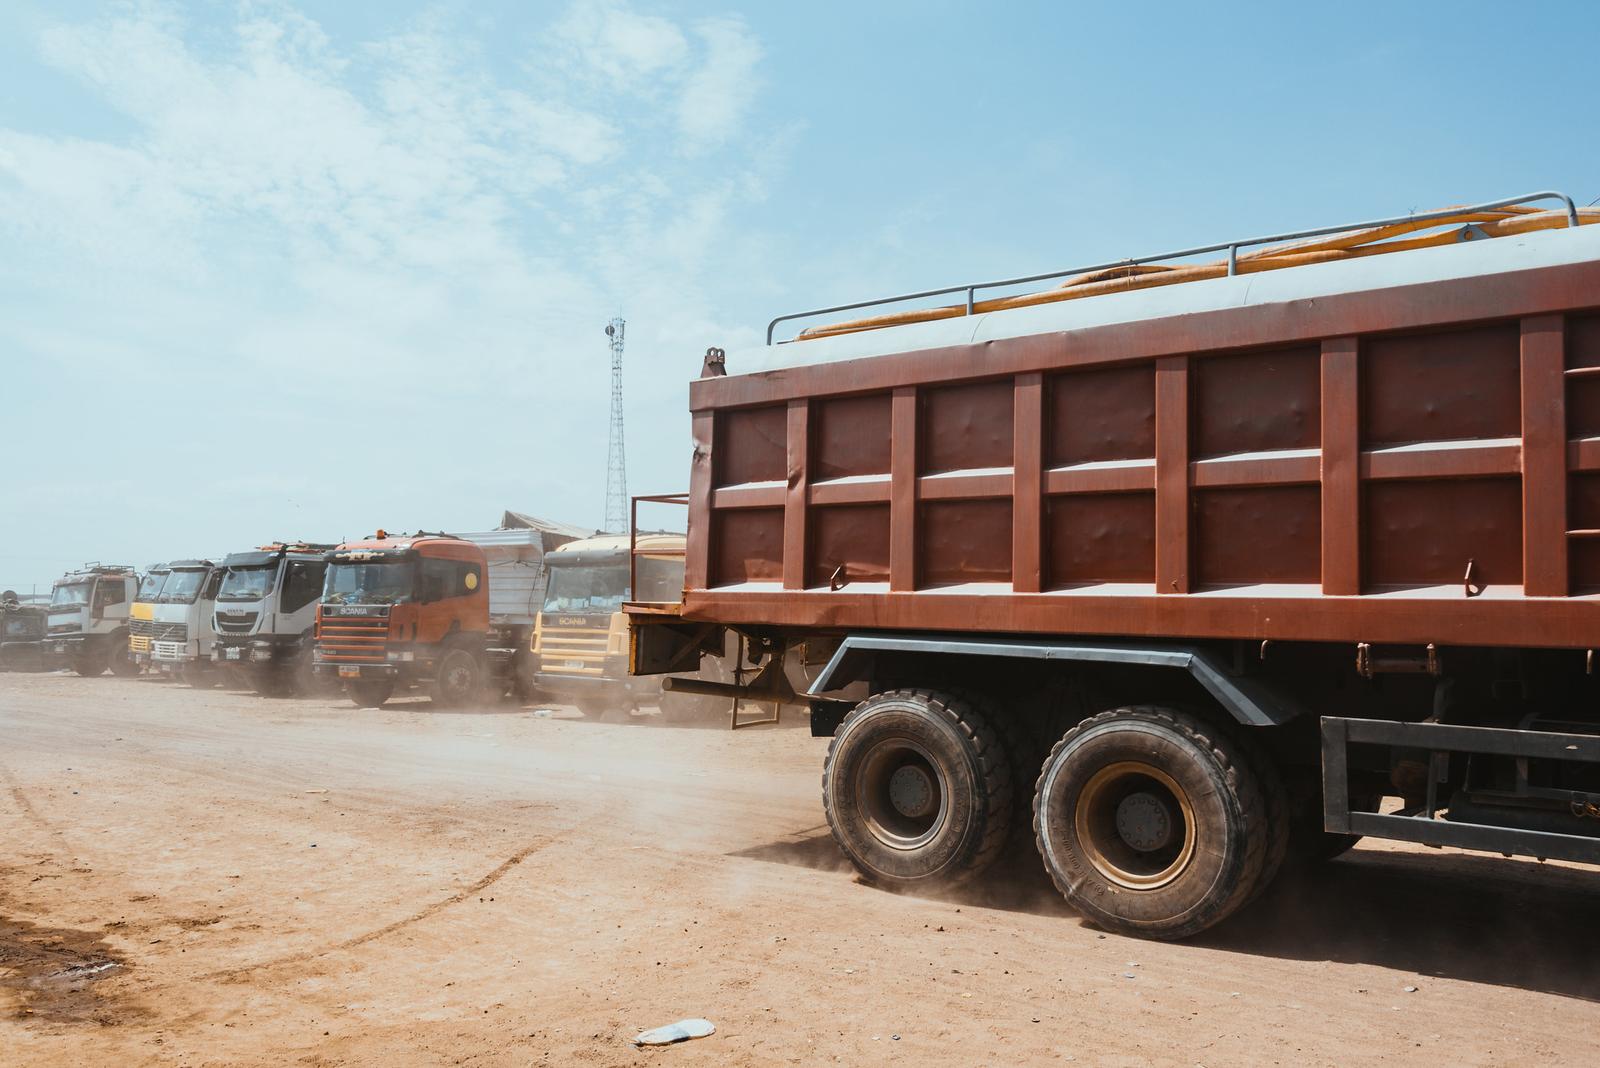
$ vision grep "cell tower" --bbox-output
[603,318,628,533]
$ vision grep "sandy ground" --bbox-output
[2,672,1599,1066]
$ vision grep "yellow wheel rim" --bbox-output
[1074,761,1197,890]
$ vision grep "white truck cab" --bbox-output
[213,542,336,695]
[42,564,139,676]
[147,559,224,685]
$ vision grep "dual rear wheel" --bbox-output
[1032,706,1282,939]
[823,690,1013,889]
[822,691,1285,940]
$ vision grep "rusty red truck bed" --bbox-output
[678,202,1600,649]
[630,194,1600,941]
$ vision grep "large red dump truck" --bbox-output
[629,192,1600,940]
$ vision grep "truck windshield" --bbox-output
[543,564,628,615]
[218,565,277,603]
[323,561,415,605]
[137,572,169,601]
[50,581,93,606]
[158,570,208,604]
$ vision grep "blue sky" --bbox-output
[2,0,1595,591]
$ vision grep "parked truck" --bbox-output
[40,564,139,676]
[0,590,46,671]
[532,532,686,718]
[212,542,337,695]
[315,523,581,708]
[629,193,1600,940]
[145,559,224,686]
[128,563,170,672]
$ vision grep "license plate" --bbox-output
[563,660,586,670]
[224,647,242,660]
[338,666,360,678]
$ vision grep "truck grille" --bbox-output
[153,622,187,643]
[130,619,154,637]
[216,611,259,634]
[152,641,187,661]
[47,621,79,636]
[318,615,388,662]
[537,620,611,677]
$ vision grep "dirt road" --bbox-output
[2,672,1598,1066]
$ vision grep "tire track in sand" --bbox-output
[0,759,77,859]
[199,817,589,982]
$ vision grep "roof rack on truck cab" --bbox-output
[765,190,1591,345]
[257,542,338,554]
[66,563,134,575]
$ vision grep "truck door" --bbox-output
[93,575,126,623]
[280,560,325,625]
[418,556,484,642]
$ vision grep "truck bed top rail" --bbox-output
[766,191,1583,345]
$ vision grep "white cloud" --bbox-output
[0,1,789,582]
[676,16,763,154]
[547,0,689,91]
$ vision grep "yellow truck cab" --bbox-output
[531,532,684,718]
[128,563,170,671]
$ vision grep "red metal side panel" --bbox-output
[1012,374,1044,594]
[682,257,1600,650]
[1521,315,1567,596]
[890,387,917,592]
[782,399,808,590]
[1320,338,1361,596]
[1154,357,1191,594]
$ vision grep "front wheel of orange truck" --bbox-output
[431,648,483,708]
[348,679,394,708]
[823,689,1013,890]
[1033,706,1272,941]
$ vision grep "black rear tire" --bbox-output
[657,689,727,726]
[1230,726,1291,904]
[291,646,336,698]
[108,636,139,677]
[73,646,110,677]
[348,679,394,708]
[431,648,483,708]
[182,665,218,689]
[574,696,634,722]
[823,689,1013,889]
[253,662,293,697]
[1033,706,1272,940]
[1287,789,1369,864]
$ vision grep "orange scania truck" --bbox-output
[314,526,577,707]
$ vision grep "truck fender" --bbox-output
[806,634,1303,727]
